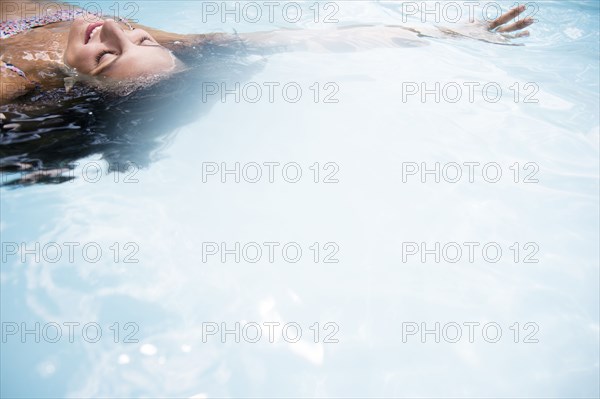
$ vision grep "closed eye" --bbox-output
[95,50,113,65]
[138,35,155,45]
[94,37,153,66]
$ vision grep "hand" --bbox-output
[488,5,535,38]
[435,4,535,44]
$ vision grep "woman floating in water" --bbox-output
[0,1,534,185]
[1,1,534,104]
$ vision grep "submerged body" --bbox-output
[1,0,534,104]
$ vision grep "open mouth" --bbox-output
[85,21,104,44]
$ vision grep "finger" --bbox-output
[501,30,531,39]
[489,4,526,30]
[514,30,530,38]
[497,17,534,33]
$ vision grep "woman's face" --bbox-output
[64,18,176,79]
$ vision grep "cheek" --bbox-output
[65,21,93,69]
[66,21,82,45]
[65,35,78,64]
[64,46,76,68]
[65,46,94,71]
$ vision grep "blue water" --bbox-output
[1,1,599,397]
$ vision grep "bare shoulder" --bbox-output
[1,67,35,105]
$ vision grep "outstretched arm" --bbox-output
[143,5,533,57]
[237,5,534,53]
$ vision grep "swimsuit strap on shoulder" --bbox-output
[1,61,30,81]
[0,8,132,39]
[0,9,87,39]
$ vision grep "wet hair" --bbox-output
[1,37,264,186]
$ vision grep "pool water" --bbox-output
[1,1,599,397]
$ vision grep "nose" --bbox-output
[99,19,132,50]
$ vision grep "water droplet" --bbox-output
[139,343,157,356]
[181,344,192,353]
[118,354,130,364]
